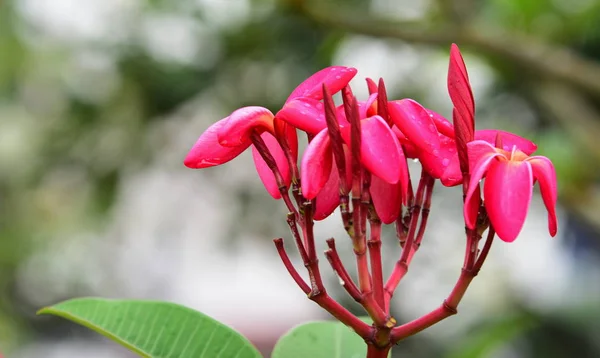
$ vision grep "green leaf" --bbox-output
[271,319,372,358]
[37,298,262,358]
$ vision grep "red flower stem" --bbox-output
[286,212,309,263]
[274,240,371,339]
[414,176,435,247]
[325,239,389,327]
[384,170,428,308]
[273,238,310,294]
[367,344,392,358]
[250,132,298,217]
[325,239,362,301]
[473,227,495,272]
[367,217,385,310]
[302,201,318,262]
[311,292,373,339]
[390,267,476,343]
[322,84,349,196]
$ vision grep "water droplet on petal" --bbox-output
[412,158,420,163]
[442,158,450,166]
[433,149,440,157]
[301,111,307,115]
[335,75,341,79]
[428,124,436,133]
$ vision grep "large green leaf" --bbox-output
[271,319,373,358]
[38,298,262,358]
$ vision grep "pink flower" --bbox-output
[288,82,408,222]
[464,140,558,242]
[447,43,475,174]
[184,66,357,199]
[388,99,537,186]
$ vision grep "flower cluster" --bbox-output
[184,44,557,243]
[184,43,559,354]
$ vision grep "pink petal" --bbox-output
[484,160,533,242]
[418,135,459,183]
[475,130,537,155]
[184,118,250,168]
[467,140,500,172]
[388,99,440,155]
[361,93,378,119]
[392,126,419,158]
[527,156,558,236]
[276,98,326,134]
[301,129,333,199]
[218,107,274,147]
[252,132,291,199]
[286,66,358,103]
[427,109,455,138]
[465,184,481,229]
[464,141,506,229]
[359,115,406,185]
[314,159,342,221]
[274,119,299,163]
[366,78,378,94]
[447,44,475,141]
[371,174,402,224]
[335,104,351,127]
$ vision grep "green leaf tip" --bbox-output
[38,297,263,358]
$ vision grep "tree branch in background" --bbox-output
[293,1,600,99]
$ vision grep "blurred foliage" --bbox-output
[0,0,599,357]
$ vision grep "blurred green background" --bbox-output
[1,0,600,357]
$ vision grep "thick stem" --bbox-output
[390,268,475,343]
[367,217,385,310]
[367,344,392,358]
[311,292,373,339]
[384,170,429,307]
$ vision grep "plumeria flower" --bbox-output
[387,44,538,187]
[279,82,409,222]
[464,140,558,242]
[389,98,538,186]
[184,66,357,199]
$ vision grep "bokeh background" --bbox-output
[1,0,600,357]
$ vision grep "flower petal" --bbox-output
[388,99,440,155]
[252,132,291,199]
[392,126,419,158]
[286,66,358,103]
[438,143,461,186]
[314,159,342,221]
[218,107,274,147]
[447,44,475,141]
[184,118,250,168]
[464,141,506,229]
[276,98,326,134]
[527,156,558,236]
[475,129,537,155]
[467,140,499,172]
[274,119,298,163]
[359,115,406,186]
[366,77,378,94]
[371,174,402,224]
[360,93,379,119]
[484,160,533,242]
[301,129,333,199]
[427,109,455,138]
